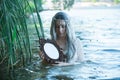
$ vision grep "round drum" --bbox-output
[39,38,66,64]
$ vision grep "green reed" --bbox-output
[0,0,44,71]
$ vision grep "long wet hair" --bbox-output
[50,12,76,61]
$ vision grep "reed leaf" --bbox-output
[26,0,41,39]
[33,0,44,38]
[0,0,44,72]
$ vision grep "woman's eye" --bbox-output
[56,25,65,28]
[62,26,65,28]
[56,26,59,28]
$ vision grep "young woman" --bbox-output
[39,12,84,64]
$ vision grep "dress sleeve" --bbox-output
[71,38,84,62]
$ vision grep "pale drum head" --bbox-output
[44,43,59,59]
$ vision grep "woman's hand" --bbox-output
[52,61,73,66]
[39,51,45,60]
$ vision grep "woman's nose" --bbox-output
[59,26,63,33]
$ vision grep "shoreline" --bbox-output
[72,2,120,9]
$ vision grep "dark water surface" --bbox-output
[14,8,120,80]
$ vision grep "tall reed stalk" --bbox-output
[0,0,44,71]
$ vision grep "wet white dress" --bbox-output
[70,38,84,62]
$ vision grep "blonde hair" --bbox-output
[50,12,76,62]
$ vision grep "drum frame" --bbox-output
[39,38,66,64]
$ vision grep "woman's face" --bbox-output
[55,19,66,38]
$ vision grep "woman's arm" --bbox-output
[72,38,84,62]
[76,38,84,61]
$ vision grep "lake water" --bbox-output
[14,8,120,80]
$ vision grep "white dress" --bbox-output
[70,38,84,62]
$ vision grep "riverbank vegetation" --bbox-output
[0,1,44,79]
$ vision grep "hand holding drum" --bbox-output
[39,38,66,64]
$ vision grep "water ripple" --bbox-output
[102,49,120,52]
